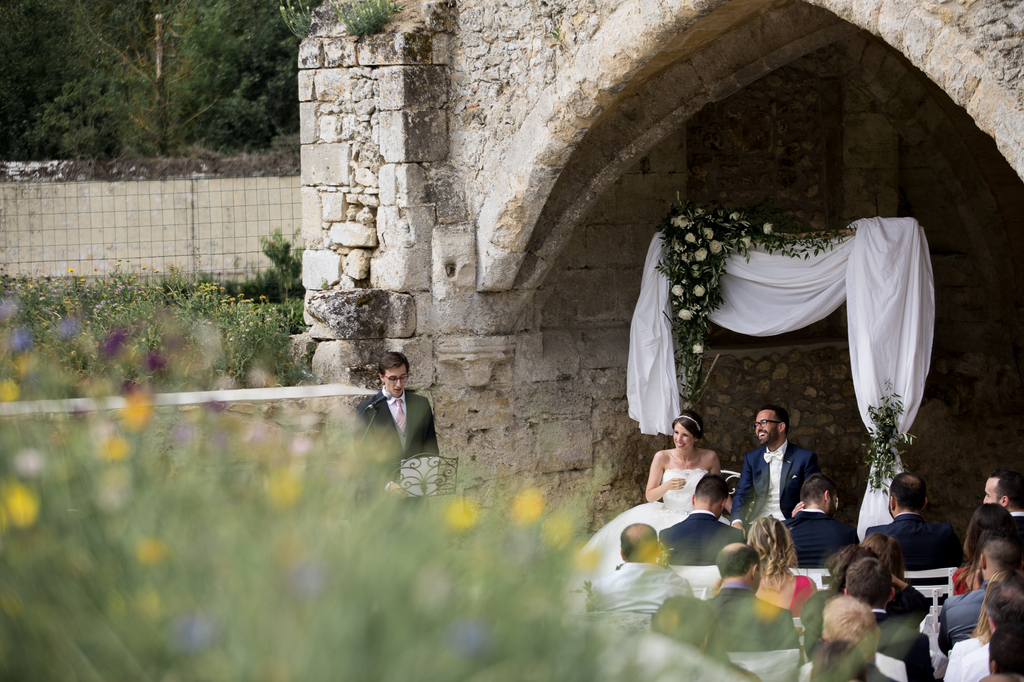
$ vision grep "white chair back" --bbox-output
[875,652,909,682]
[905,567,956,609]
[728,649,801,682]
[791,567,830,589]
[669,565,720,598]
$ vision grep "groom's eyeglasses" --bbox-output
[752,419,782,429]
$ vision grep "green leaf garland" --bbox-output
[864,382,915,491]
[656,200,843,407]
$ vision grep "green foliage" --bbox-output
[864,382,914,491]
[280,0,314,39]
[0,0,301,160]
[0,267,307,396]
[0,407,619,681]
[332,0,402,38]
[657,201,844,407]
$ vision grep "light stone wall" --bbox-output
[0,176,300,279]
[300,1,1024,532]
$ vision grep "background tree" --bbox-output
[0,0,302,160]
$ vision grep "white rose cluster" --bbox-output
[678,309,693,320]
[695,248,708,261]
[671,285,684,297]
[693,285,706,297]
[685,233,697,243]
[763,223,774,234]
[692,343,704,354]
[703,228,714,240]
[710,241,723,254]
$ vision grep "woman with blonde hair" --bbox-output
[747,516,816,616]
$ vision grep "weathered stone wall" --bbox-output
[298,1,1024,539]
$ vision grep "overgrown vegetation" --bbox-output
[332,0,403,38]
[0,400,628,680]
[0,0,301,160]
[216,228,306,335]
[0,267,309,398]
[280,0,315,38]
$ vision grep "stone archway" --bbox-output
[475,0,1024,294]
[298,0,1024,528]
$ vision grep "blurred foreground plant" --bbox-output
[0,406,624,681]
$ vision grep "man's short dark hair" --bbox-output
[760,404,789,431]
[716,543,760,579]
[987,573,1024,628]
[378,351,410,375]
[991,622,1024,674]
[801,473,837,505]
[695,473,730,504]
[620,523,659,563]
[984,528,1024,573]
[845,557,892,609]
[992,469,1024,509]
[890,472,927,511]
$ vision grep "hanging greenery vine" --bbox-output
[656,201,843,407]
[864,383,914,491]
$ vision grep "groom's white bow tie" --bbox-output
[763,448,785,463]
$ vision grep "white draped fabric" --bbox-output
[626,217,934,532]
[627,234,681,435]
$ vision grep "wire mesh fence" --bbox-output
[0,175,302,282]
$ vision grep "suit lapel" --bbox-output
[376,391,400,435]
[753,448,770,496]
[780,446,795,492]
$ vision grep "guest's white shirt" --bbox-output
[944,637,984,682]
[1012,511,1024,518]
[763,440,788,520]
[590,563,692,614]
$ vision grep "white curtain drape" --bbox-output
[627,234,681,435]
[626,217,934,533]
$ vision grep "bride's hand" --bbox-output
[668,478,686,490]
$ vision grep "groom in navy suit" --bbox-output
[731,405,820,530]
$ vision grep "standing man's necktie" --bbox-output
[396,399,406,432]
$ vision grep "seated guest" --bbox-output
[588,523,692,614]
[811,640,871,682]
[652,596,758,680]
[861,533,930,621]
[954,504,1020,595]
[748,516,817,616]
[710,543,800,652]
[843,556,934,682]
[941,529,1024,653]
[990,622,1024,677]
[660,473,744,565]
[817,596,900,682]
[785,473,860,567]
[985,469,1024,538]
[802,546,880,658]
[864,472,963,571]
[946,573,1024,682]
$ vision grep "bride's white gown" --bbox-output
[579,468,708,581]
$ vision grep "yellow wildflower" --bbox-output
[0,380,18,403]
[121,391,153,431]
[574,546,601,573]
[542,512,574,548]
[100,436,130,461]
[511,488,545,526]
[135,537,170,566]
[266,468,303,510]
[444,496,480,533]
[2,481,39,528]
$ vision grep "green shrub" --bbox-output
[331,0,402,38]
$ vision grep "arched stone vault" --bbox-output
[476,0,1024,293]
[299,0,1024,528]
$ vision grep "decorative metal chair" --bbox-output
[397,454,459,497]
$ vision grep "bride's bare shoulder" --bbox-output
[699,449,722,471]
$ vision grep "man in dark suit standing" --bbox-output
[844,556,935,682]
[731,404,821,530]
[786,473,860,567]
[985,469,1024,537]
[660,473,745,565]
[355,351,438,495]
[710,543,800,651]
[864,472,963,571]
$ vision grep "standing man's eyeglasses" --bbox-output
[752,419,782,429]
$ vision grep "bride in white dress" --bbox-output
[578,411,723,581]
